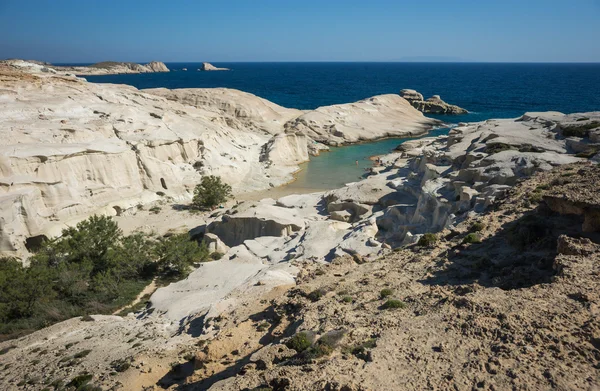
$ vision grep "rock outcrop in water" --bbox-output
[200,62,230,71]
[400,88,468,114]
[0,62,438,257]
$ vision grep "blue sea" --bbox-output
[79,62,600,189]
[81,62,600,123]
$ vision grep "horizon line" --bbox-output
[44,60,600,65]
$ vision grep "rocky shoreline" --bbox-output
[0,61,599,390]
[0,59,170,76]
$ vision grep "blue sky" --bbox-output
[1,0,599,63]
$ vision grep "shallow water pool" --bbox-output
[285,127,451,191]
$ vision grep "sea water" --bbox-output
[80,62,600,190]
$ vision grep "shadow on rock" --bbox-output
[422,203,589,290]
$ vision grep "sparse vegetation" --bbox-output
[256,321,270,332]
[463,233,481,244]
[286,332,312,353]
[210,252,224,260]
[342,295,353,303]
[192,175,232,210]
[307,288,326,302]
[379,288,393,299]
[470,222,485,232]
[417,233,437,247]
[485,142,514,155]
[382,299,406,309]
[149,206,161,214]
[110,358,131,372]
[0,215,210,340]
[561,121,600,138]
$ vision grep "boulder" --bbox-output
[202,233,230,254]
[200,62,230,71]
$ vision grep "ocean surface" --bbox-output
[80,62,600,189]
[82,62,600,123]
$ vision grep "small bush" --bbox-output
[286,332,312,353]
[67,373,93,389]
[561,121,600,138]
[379,288,393,299]
[417,233,437,247]
[210,252,224,260]
[463,233,481,244]
[342,296,353,303]
[486,143,514,155]
[80,315,94,322]
[470,222,485,232]
[256,321,270,332]
[382,299,406,310]
[307,289,326,302]
[110,358,131,372]
[192,175,232,210]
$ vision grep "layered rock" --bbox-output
[285,94,443,145]
[400,88,468,114]
[200,62,230,71]
[0,62,439,257]
[41,60,170,75]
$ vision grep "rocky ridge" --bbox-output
[400,88,468,114]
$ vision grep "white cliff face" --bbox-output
[0,59,171,75]
[0,63,438,257]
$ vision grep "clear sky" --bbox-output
[1,0,599,63]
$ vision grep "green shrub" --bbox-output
[417,233,437,247]
[380,288,393,299]
[561,121,600,138]
[153,234,209,277]
[286,332,312,352]
[192,175,232,210]
[470,222,485,232]
[463,233,481,244]
[210,252,224,260]
[342,296,353,303]
[382,299,406,309]
[307,289,326,302]
[0,215,209,340]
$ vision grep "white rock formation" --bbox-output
[0,62,439,256]
[285,94,442,145]
[400,88,468,114]
[0,60,172,75]
[200,62,230,71]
